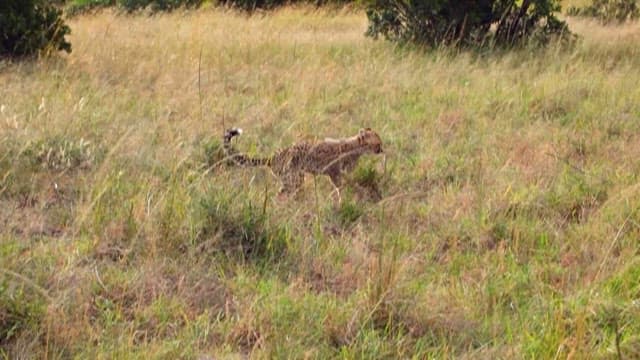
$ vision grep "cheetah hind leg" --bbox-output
[277,172,304,201]
[328,171,343,205]
[330,186,342,205]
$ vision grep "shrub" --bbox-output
[567,0,639,24]
[364,0,571,48]
[0,0,71,57]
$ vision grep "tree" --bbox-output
[0,0,72,57]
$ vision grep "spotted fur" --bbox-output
[223,127,384,195]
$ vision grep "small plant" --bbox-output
[85,170,140,261]
[336,198,364,226]
[0,0,71,57]
[0,280,45,345]
[351,161,384,201]
[196,190,290,262]
[544,169,608,224]
[199,137,225,169]
[23,137,95,172]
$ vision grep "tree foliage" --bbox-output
[365,0,571,48]
[0,0,72,57]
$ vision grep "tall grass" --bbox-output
[1,7,640,358]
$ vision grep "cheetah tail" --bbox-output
[222,127,269,167]
[224,127,243,145]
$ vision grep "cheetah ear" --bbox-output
[359,128,366,136]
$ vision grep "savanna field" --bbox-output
[2,4,640,358]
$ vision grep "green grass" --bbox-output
[1,7,640,358]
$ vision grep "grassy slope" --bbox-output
[1,7,640,359]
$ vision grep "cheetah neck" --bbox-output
[333,136,366,154]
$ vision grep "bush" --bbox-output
[567,0,639,24]
[365,0,571,48]
[0,0,71,57]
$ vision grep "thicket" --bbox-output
[567,0,639,24]
[66,0,352,13]
[66,0,204,14]
[364,0,571,48]
[218,0,352,11]
[0,0,71,57]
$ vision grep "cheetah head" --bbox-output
[358,128,383,154]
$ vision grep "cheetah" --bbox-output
[223,127,384,198]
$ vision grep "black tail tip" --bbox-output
[224,127,243,141]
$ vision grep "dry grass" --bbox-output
[1,6,640,359]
